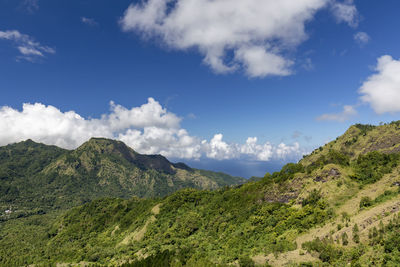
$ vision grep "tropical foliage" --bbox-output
[2,122,400,266]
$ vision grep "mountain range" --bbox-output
[0,137,245,216]
[3,122,400,266]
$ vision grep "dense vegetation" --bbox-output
[0,169,333,266]
[351,151,400,184]
[0,140,66,211]
[3,122,400,266]
[0,138,244,215]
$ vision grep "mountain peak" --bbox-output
[301,121,400,167]
[77,137,137,157]
[4,139,66,153]
[76,137,178,174]
[0,137,244,215]
[80,137,130,149]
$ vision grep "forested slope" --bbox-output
[3,122,400,266]
[0,138,244,217]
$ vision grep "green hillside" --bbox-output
[0,138,245,217]
[3,121,400,266]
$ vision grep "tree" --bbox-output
[359,196,372,209]
[341,232,349,246]
[352,224,360,243]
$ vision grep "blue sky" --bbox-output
[1,0,400,177]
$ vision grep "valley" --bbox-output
[2,122,400,266]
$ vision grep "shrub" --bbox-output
[238,256,255,267]
[359,196,372,209]
[354,124,375,135]
[302,189,322,207]
[302,238,342,263]
[353,224,360,243]
[341,212,350,222]
[270,163,304,183]
[341,232,349,246]
[384,233,400,253]
[306,150,350,174]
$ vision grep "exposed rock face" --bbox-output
[313,168,341,183]
[262,178,303,203]
[328,168,340,177]
[365,134,400,154]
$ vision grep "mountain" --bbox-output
[3,121,400,266]
[0,138,245,215]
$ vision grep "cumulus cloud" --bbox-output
[0,30,55,61]
[202,135,301,161]
[201,134,237,160]
[316,105,357,122]
[240,137,275,161]
[0,98,303,161]
[359,55,400,114]
[354,32,370,45]
[0,98,180,149]
[331,0,359,27]
[276,142,301,159]
[119,127,201,159]
[119,0,358,78]
[235,46,293,77]
[81,17,98,26]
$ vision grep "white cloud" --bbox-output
[316,105,357,122]
[359,55,400,114]
[235,46,293,77]
[240,137,274,161]
[18,46,43,56]
[81,17,98,26]
[119,128,201,159]
[331,0,359,27]
[276,142,301,159]
[120,0,357,78]
[106,98,181,130]
[202,134,239,160]
[0,98,303,162]
[0,98,180,150]
[354,32,370,45]
[202,135,302,161]
[0,30,55,61]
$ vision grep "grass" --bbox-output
[4,122,400,266]
[263,163,400,266]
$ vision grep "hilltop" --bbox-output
[0,138,245,216]
[302,122,400,163]
[3,121,400,266]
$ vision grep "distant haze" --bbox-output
[175,158,288,179]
